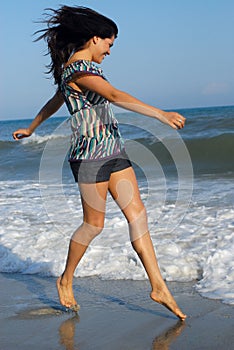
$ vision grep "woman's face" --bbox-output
[92,35,115,63]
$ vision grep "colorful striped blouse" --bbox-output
[60,60,124,161]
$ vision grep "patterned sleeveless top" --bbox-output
[60,60,124,161]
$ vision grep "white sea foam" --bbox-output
[21,132,69,145]
[0,178,233,305]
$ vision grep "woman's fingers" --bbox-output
[167,113,186,129]
[175,117,185,129]
[12,129,32,140]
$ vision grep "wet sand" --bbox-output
[0,273,233,349]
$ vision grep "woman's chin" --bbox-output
[93,58,103,64]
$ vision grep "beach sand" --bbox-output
[0,272,233,350]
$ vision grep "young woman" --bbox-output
[13,6,186,320]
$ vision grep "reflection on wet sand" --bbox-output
[151,320,186,350]
[58,316,185,350]
[59,315,80,350]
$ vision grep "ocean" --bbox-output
[0,105,234,305]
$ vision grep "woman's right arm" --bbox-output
[12,90,64,140]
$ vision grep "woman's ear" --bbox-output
[92,36,100,44]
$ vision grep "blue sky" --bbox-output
[1,0,234,120]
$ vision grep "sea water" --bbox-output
[0,105,233,304]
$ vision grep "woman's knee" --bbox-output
[127,205,149,242]
[72,221,104,245]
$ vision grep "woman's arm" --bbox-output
[73,75,186,129]
[12,90,64,140]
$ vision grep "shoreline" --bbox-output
[1,273,234,349]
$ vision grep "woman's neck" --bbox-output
[66,48,93,65]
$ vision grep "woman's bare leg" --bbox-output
[108,166,186,320]
[57,181,109,309]
[57,241,87,310]
[131,233,186,320]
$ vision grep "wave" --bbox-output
[1,132,233,177]
[0,134,68,148]
[0,140,14,150]
[132,133,234,174]
[21,133,69,145]
[185,133,233,162]
[0,179,233,304]
[184,133,234,174]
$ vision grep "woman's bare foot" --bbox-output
[56,276,80,311]
[150,290,186,321]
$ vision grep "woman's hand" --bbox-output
[12,128,32,140]
[161,111,186,130]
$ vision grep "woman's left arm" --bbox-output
[74,75,186,129]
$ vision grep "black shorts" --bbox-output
[70,150,132,183]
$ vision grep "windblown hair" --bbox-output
[35,6,118,85]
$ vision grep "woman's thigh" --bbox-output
[78,181,109,226]
[108,166,145,222]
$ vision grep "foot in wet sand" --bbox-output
[150,290,187,321]
[56,276,80,311]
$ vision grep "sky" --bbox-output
[1,0,234,120]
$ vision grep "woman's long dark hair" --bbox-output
[35,6,118,85]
